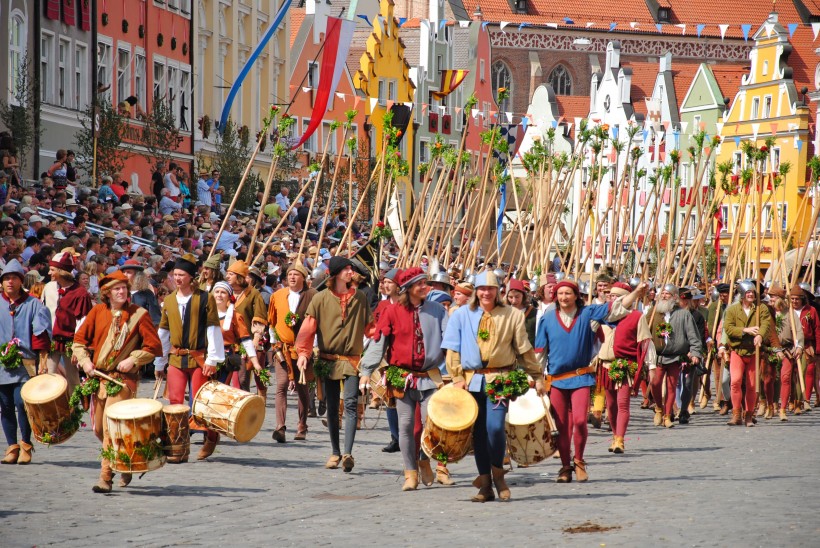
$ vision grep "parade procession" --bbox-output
[2,0,820,545]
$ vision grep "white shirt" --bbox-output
[155,292,225,369]
[287,289,300,313]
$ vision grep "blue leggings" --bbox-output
[0,382,31,446]
[386,406,399,440]
[471,390,508,475]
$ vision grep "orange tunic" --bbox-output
[73,303,162,370]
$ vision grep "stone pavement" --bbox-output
[2,381,820,547]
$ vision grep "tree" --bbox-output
[74,97,131,183]
[0,54,41,174]
[140,98,183,170]
[203,118,263,211]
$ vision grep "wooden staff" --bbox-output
[93,370,127,389]
[316,126,350,248]
[207,120,272,261]
[152,376,164,400]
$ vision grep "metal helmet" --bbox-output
[429,271,453,289]
[662,283,678,295]
[799,282,812,294]
[530,276,540,291]
[378,261,390,272]
[737,280,756,294]
[555,272,566,282]
[493,268,506,281]
[711,287,719,302]
[311,267,328,285]
[464,273,477,285]
[578,281,590,295]
[628,276,641,289]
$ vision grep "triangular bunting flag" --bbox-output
[715,122,724,134]
[609,22,617,31]
[630,22,639,29]
[697,24,706,37]
[369,97,378,111]
[455,107,462,114]
[459,21,470,28]
[797,139,804,151]
[751,122,760,139]
[482,21,489,30]
[439,19,447,30]
[734,136,741,147]
[353,95,361,108]
[336,92,345,100]
[500,21,510,31]
[813,22,820,40]
[519,23,530,31]
[719,24,729,40]
[741,24,752,41]
[386,100,394,110]
[699,121,706,131]
[771,123,778,135]
[656,23,663,33]
[551,120,558,129]
[302,87,311,93]
[676,24,686,35]
[642,129,649,142]
[422,104,428,115]
[586,22,595,28]
[680,121,688,134]
[398,17,407,27]
[520,117,529,133]
[505,112,513,123]
[788,23,798,38]
[471,108,479,119]
[546,23,558,29]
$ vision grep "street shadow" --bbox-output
[47,460,104,469]
[0,510,46,518]
[607,474,716,483]
[638,446,720,453]
[124,484,267,497]
[205,456,314,469]
[517,492,630,501]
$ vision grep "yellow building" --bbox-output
[715,12,811,270]
[194,0,289,179]
[353,0,416,215]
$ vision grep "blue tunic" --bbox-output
[534,303,610,390]
[0,294,52,385]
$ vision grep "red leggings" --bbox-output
[806,358,817,403]
[729,352,756,412]
[168,366,218,441]
[650,363,681,416]
[605,384,631,437]
[780,357,794,410]
[761,362,775,406]
[549,386,590,467]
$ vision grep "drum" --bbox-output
[192,381,265,442]
[369,367,388,405]
[161,404,191,463]
[104,398,166,473]
[421,385,478,464]
[505,388,558,465]
[21,374,77,445]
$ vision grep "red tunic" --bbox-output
[375,301,425,371]
[612,310,643,361]
[53,283,94,341]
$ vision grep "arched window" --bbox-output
[8,11,27,104]
[548,64,572,95]
[491,61,513,112]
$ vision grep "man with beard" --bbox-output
[647,284,704,428]
[707,283,731,413]
[677,288,709,424]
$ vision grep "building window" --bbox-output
[180,68,191,131]
[733,151,742,174]
[75,43,88,110]
[134,52,146,110]
[302,119,316,152]
[693,114,701,130]
[480,59,485,82]
[548,64,572,96]
[58,38,70,107]
[378,80,386,106]
[167,65,178,124]
[322,121,337,154]
[308,61,319,88]
[720,205,729,233]
[763,95,772,118]
[762,60,768,76]
[772,147,780,173]
[751,97,760,120]
[8,11,27,105]
[117,47,131,104]
[388,80,397,102]
[491,61,512,112]
[41,32,55,104]
[153,60,165,100]
[97,41,113,102]
[419,139,429,163]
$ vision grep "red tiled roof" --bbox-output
[707,64,749,103]
[290,8,305,48]
[617,59,700,116]
[477,0,812,39]
[554,95,590,139]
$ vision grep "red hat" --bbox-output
[100,270,129,291]
[120,259,144,271]
[610,281,631,297]
[397,267,427,289]
[49,251,74,272]
[551,280,579,301]
[507,278,529,294]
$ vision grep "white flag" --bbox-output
[500,21,510,31]
[676,24,686,35]
[813,22,820,40]
[505,112,513,123]
[719,24,729,40]
[751,122,760,140]
[459,21,470,28]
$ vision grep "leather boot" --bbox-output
[779,408,788,421]
[765,405,774,419]
[756,401,766,417]
[258,386,267,400]
[17,441,33,465]
[727,409,743,426]
[653,405,663,426]
[663,415,675,428]
[381,437,400,453]
[718,402,729,415]
[2,445,19,464]
[556,465,573,483]
[491,466,511,501]
[356,403,365,430]
[613,436,625,454]
[608,437,617,452]
[744,411,755,427]
[402,470,419,491]
[119,474,132,487]
[92,459,114,493]
[699,390,710,409]
[471,474,495,502]
[197,434,219,460]
[436,463,455,486]
[418,459,434,486]
[272,427,286,443]
[573,459,589,482]
[342,454,355,472]
[588,410,602,429]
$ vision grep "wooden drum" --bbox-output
[104,398,166,473]
[421,385,478,464]
[20,374,77,445]
[192,381,265,442]
[161,404,191,463]
[505,388,558,465]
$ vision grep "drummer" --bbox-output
[360,267,449,492]
[155,254,226,460]
[0,260,52,466]
[73,270,162,492]
[211,281,262,392]
[535,280,647,483]
[441,270,544,502]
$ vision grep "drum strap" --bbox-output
[544,365,596,391]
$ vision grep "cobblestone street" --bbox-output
[2,380,819,547]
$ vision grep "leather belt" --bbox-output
[171,346,204,357]
[319,352,361,366]
[474,365,515,375]
[389,366,429,377]
[545,365,596,390]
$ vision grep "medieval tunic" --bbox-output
[156,289,225,369]
[268,285,317,379]
[42,281,93,350]
[597,310,656,390]
[295,288,373,379]
[0,293,51,385]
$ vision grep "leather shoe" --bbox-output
[294,431,307,441]
[119,473,132,487]
[272,427,286,443]
[382,437,400,453]
[341,454,355,473]
[197,435,219,460]
[318,400,327,416]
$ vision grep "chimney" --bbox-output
[659,52,672,73]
